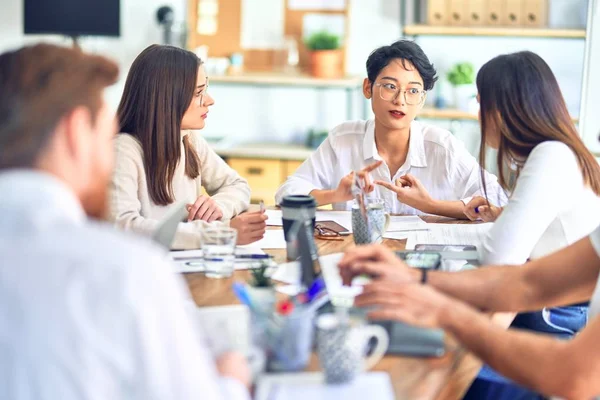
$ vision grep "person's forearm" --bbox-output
[428,237,599,313]
[421,199,468,219]
[309,189,349,206]
[427,266,529,312]
[441,302,590,398]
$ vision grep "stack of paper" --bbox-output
[405,223,493,250]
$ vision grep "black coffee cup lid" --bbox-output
[280,195,316,208]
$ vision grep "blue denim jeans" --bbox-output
[463,304,588,400]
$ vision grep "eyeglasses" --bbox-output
[197,78,209,106]
[314,224,344,241]
[374,82,425,105]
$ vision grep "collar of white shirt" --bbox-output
[361,120,428,168]
[0,170,86,230]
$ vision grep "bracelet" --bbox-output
[420,268,428,284]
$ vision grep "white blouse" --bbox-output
[275,120,508,214]
[480,141,600,265]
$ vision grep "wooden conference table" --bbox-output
[184,215,511,400]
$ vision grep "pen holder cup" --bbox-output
[252,306,316,372]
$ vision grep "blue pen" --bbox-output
[236,254,271,260]
[307,277,325,302]
[232,283,255,310]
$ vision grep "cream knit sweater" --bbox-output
[109,131,250,249]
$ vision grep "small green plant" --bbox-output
[250,262,273,288]
[305,31,341,51]
[446,62,475,86]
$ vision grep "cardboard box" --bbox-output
[427,0,448,25]
[485,0,504,25]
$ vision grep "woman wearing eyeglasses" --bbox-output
[276,40,507,217]
[110,45,267,249]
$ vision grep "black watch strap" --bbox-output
[420,268,428,284]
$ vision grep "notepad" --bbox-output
[255,372,395,400]
[405,223,493,250]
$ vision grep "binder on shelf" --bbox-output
[427,0,448,25]
[503,0,523,26]
[448,0,467,26]
[485,0,505,26]
[522,0,548,27]
[467,0,486,26]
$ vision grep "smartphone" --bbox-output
[415,244,477,252]
[315,220,351,236]
[396,251,442,270]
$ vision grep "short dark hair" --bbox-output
[366,40,437,91]
[0,44,118,169]
[118,45,203,206]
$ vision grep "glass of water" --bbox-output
[200,227,237,279]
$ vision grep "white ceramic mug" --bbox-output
[316,313,389,384]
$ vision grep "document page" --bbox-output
[405,223,493,250]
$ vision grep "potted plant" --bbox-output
[305,31,342,79]
[246,262,276,314]
[446,62,476,112]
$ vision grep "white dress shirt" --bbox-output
[480,141,600,265]
[0,171,249,400]
[275,120,507,214]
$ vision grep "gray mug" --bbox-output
[351,198,390,245]
[316,313,389,384]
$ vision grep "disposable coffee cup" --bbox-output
[280,195,317,260]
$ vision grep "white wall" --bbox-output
[580,0,600,154]
[0,0,187,111]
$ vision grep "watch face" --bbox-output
[402,252,441,269]
[415,244,476,252]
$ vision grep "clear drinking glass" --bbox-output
[200,227,237,279]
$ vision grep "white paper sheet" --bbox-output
[265,209,283,226]
[240,229,287,249]
[382,232,409,241]
[256,372,394,400]
[270,253,363,307]
[240,0,285,49]
[405,223,493,250]
[386,215,428,232]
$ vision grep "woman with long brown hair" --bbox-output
[110,45,266,249]
[458,51,600,398]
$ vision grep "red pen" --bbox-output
[277,300,295,315]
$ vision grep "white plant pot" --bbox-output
[453,85,476,112]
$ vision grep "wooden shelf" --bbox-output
[419,107,579,123]
[404,25,586,39]
[210,73,364,88]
